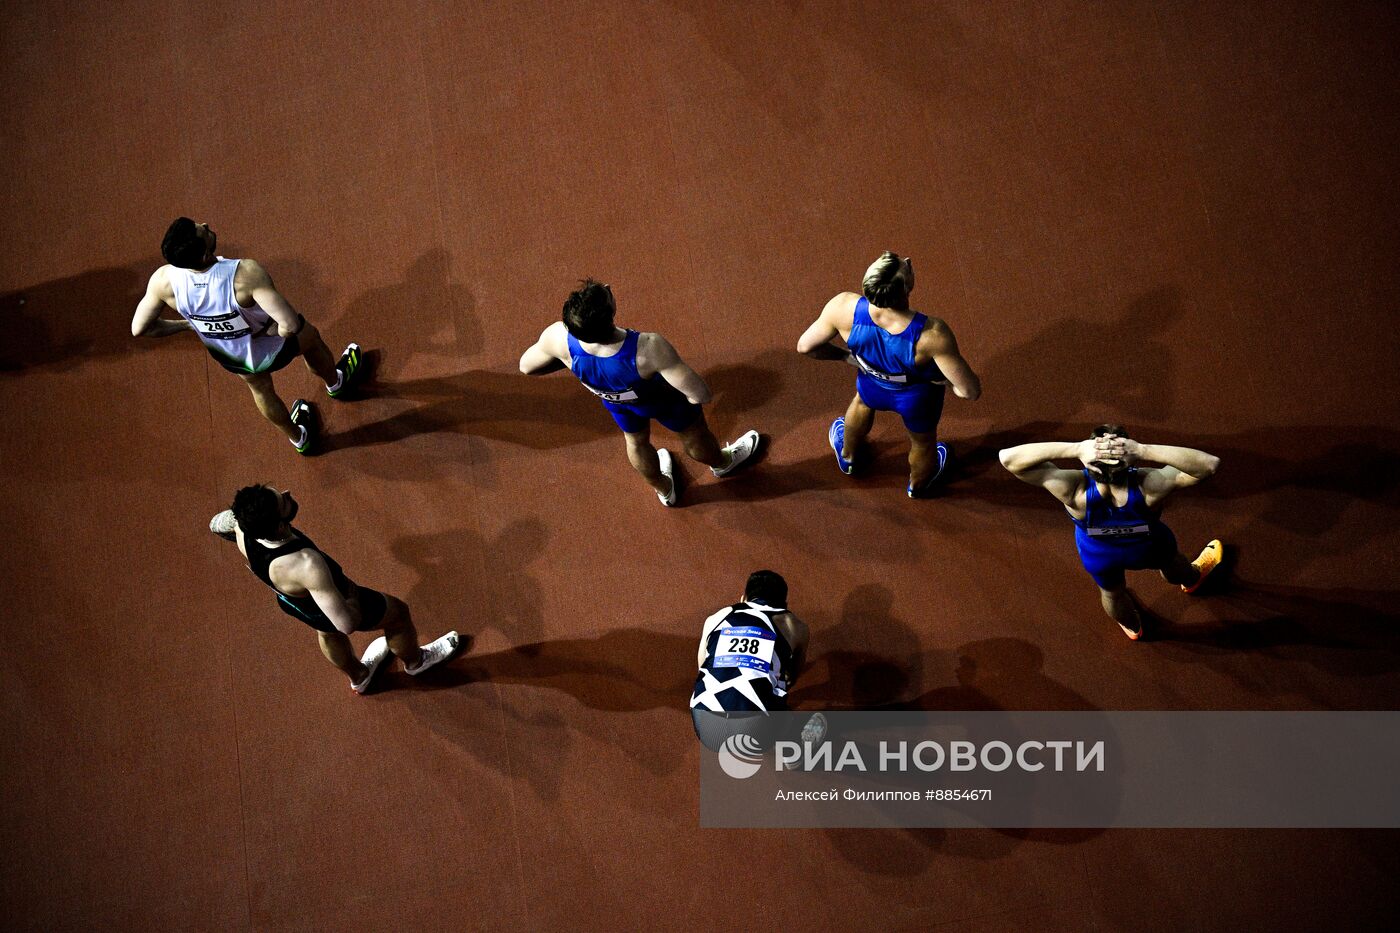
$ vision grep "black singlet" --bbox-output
[243,528,354,623]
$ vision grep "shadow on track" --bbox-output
[1,266,180,375]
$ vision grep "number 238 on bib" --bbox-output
[712,626,776,673]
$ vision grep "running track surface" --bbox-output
[3,2,1399,930]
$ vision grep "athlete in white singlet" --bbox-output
[131,217,366,454]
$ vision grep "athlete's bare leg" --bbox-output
[379,595,424,668]
[296,320,339,386]
[1098,584,1144,635]
[1160,552,1201,588]
[842,393,874,461]
[677,411,726,469]
[908,429,940,488]
[623,426,671,495]
[240,372,299,441]
[317,630,369,681]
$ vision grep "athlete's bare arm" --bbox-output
[1111,438,1220,506]
[277,550,359,635]
[237,259,303,336]
[773,610,809,685]
[131,267,193,338]
[519,321,569,375]
[640,333,712,404]
[921,320,981,400]
[998,440,1095,507]
[797,292,858,361]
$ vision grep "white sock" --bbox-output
[326,370,345,393]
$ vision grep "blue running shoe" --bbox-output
[828,418,855,475]
[908,443,952,498]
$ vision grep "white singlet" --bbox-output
[167,257,290,373]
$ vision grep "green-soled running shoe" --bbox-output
[326,342,364,399]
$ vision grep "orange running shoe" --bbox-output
[1181,539,1223,594]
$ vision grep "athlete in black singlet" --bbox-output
[212,485,460,694]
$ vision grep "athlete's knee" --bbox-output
[241,372,277,397]
[680,424,717,454]
[317,629,351,652]
[1098,583,1129,604]
[381,595,413,632]
[1161,556,1195,585]
[294,317,321,344]
[908,430,938,449]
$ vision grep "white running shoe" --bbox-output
[209,509,237,541]
[405,631,461,675]
[711,429,760,477]
[351,636,391,694]
[656,449,679,506]
[800,712,828,745]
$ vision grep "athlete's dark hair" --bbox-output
[162,217,207,269]
[561,279,615,342]
[862,250,910,311]
[231,484,282,539]
[1088,424,1131,483]
[744,570,788,608]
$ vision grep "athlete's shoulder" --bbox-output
[918,315,958,348]
[271,544,325,584]
[637,331,679,363]
[825,291,861,319]
[234,257,272,287]
[146,264,176,293]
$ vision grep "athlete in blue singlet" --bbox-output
[132,218,366,455]
[799,251,982,497]
[1000,426,1224,639]
[520,279,760,506]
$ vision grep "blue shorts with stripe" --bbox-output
[1074,524,1179,589]
[855,373,946,434]
[601,393,702,434]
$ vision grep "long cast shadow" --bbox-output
[326,366,613,452]
[388,520,549,650]
[784,587,1109,870]
[2,265,180,375]
[1151,573,1400,701]
[331,249,483,367]
[976,286,1184,426]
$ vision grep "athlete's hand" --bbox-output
[1115,438,1143,463]
[1077,439,1100,466]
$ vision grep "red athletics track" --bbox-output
[2,2,1398,930]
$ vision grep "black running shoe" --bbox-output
[290,398,316,454]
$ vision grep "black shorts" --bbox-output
[213,330,302,375]
[691,696,790,753]
[275,586,389,633]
